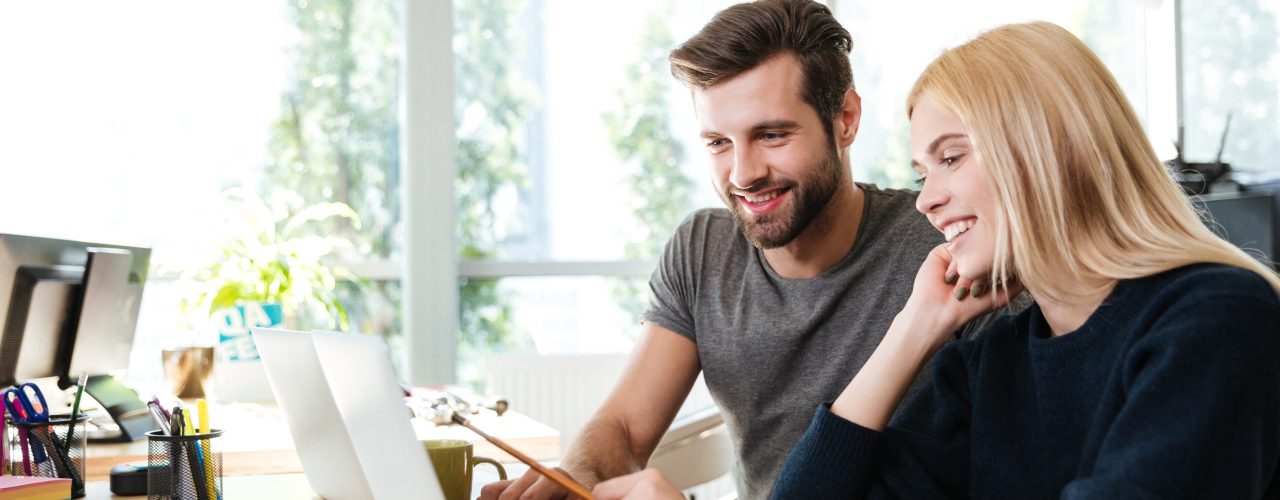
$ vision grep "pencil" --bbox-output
[451,413,593,500]
[63,372,87,455]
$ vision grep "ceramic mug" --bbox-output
[160,346,215,398]
[425,439,507,500]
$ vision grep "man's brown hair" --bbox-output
[669,0,853,142]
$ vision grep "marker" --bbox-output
[196,400,209,435]
[196,400,218,500]
[170,408,184,436]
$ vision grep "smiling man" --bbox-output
[479,1,969,499]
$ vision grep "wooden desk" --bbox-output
[86,473,319,499]
[84,402,558,482]
[85,458,533,498]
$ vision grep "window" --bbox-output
[450,0,738,386]
[0,0,403,389]
[0,0,1217,389]
[1180,0,1280,175]
[834,0,1163,187]
[444,0,1177,386]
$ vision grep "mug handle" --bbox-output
[472,456,507,481]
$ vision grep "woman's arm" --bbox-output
[772,340,982,499]
[772,244,1018,499]
[833,244,1016,430]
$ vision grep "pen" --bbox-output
[167,410,182,498]
[27,427,78,484]
[150,396,172,421]
[63,371,87,455]
[147,403,170,436]
[1,395,5,476]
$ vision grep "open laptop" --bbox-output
[253,328,445,500]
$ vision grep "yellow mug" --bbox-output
[425,439,507,500]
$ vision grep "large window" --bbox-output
[1180,0,1280,177]
[446,0,1176,386]
[3,0,1255,389]
[835,0,1160,187]
[0,1,403,390]
[450,0,737,385]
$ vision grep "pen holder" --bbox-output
[146,429,224,500]
[5,413,90,498]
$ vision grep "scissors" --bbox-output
[3,383,50,474]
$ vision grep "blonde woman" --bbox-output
[593,21,1280,500]
[767,21,1280,499]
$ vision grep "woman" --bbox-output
[597,21,1280,499]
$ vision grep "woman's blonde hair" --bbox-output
[907,21,1280,304]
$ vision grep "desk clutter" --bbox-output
[3,378,89,498]
[406,386,511,425]
[142,399,222,500]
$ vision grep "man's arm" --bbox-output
[479,323,701,500]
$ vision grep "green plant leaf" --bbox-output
[333,299,349,332]
[208,284,244,317]
[282,202,363,238]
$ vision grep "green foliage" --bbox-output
[604,3,695,325]
[454,0,538,382]
[253,0,400,340]
[186,188,361,331]
[263,0,401,259]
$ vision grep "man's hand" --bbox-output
[594,469,683,500]
[478,325,699,500]
[477,467,580,500]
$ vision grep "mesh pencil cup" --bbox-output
[146,429,224,500]
[6,413,90,498]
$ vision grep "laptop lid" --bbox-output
[254,328,444,500]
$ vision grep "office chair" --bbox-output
[648,405,735,493]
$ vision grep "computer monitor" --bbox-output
[0,263,80,385]
[0,234,153,440]
[1238,179,1280,267]
[1195,192,1276,266]
[57,248,146,385]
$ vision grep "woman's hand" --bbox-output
[829,243,1022,430]
[593,469,683,500]
[898,243,1021,352]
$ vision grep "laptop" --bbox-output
[253,328,445,500]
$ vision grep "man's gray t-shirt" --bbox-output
[642,183,945,499]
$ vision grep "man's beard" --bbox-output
[725,148,842,249]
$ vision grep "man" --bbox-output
[481,1,968,498]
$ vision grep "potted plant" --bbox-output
[189,188,361,330]
[178,188,363,399]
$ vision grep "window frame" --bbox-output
[403,0,1182,384]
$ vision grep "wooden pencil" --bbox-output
[451,413,593,500]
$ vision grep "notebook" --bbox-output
[0,476,71,500]
[253,328,445,500]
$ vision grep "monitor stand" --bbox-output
[83,374,155,442]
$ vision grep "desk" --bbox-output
[84,460,532,498]
[83,402,558,482]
